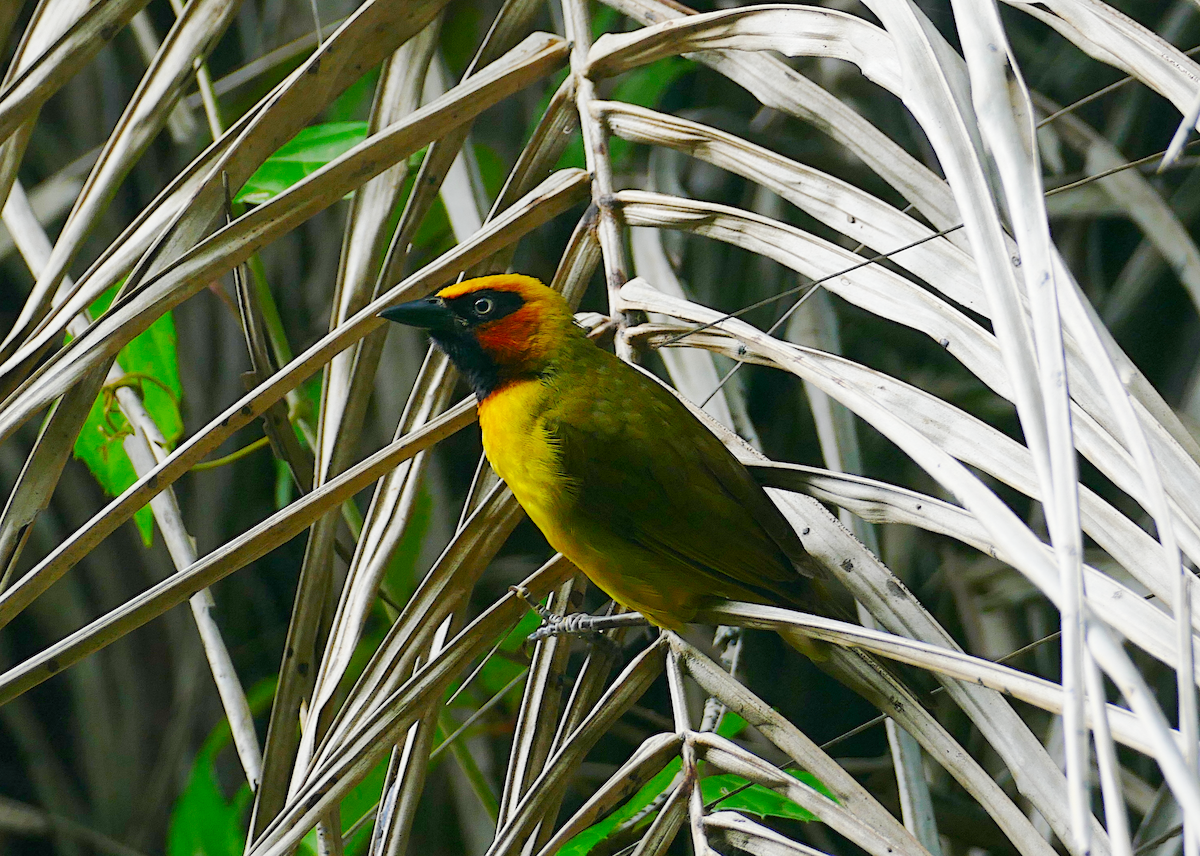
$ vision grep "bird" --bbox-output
[380,273,833,634]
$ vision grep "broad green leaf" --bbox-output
[559,757,681,856]
[610,56,693,110]
[607,57,694,167]
[167,681,274,856]
[168,735,252,856]
[72,284,183,546]
[235,123,429,205]
[546,57,694,171]
[700,770,823,822]
[561,748,834,855]
[716,710,748,739]
[236,122,366,203]
[325,69,380,123]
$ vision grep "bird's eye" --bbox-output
[473,297,494,315]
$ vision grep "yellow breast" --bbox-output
[477,378,570,532]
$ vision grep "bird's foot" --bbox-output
[508,586,647,654]
[526,610,648,642]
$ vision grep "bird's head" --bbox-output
[380,274,580,400]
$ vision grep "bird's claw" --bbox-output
[509,584,556,623]
[509,586,647,662]
[525,611,650,672]
[527,613,625,663]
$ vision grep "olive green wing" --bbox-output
[547,361,824,608]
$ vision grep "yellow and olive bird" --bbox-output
[381,274,829,631]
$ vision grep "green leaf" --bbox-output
[235,123,428,205]
[236,122,366,203]
[325,69,379,123]
[72,284,183,546]
[716,710,748,739]
[610,57,694,110]
[559,758,682,856]
[700,770,823,822]
[560,747,835,856]
[167,681,274,856]
[607,57,694,168]
[167,739,251,856]
[473,142,508,200]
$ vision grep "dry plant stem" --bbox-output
[818,644,1052,856]
[234,261,317,492]
[695,731,927,856]
[0,169,588,637]
[1,178,263,789]
[370,621,455,856]
[0,363,103,593]
[615,121,1200,488]
[0,193,105,589]
[249,60,489,816]
[618,195,1200,608]
[252,519,338,828]
[0,0,150,143]
[279,484,519,834]
[950,3,1089,846]
[594,0,962,235]
[317,19,438,486]
[247,565,567,856]
[303,351,456,757]
[524,604,632,855]
[120,402,263,791]
[370,728,431,856]
[620,287,1118,848]
[847,9,1200,842]
[670,633,926,854]
[304,492,540,779]
[703,600,1173,765]
[1086,654,1134,856]
[499,578,578,824]
[561,0,634,356]
[666,650,713,856]
[595,0,1200,585]
[0,398,478,707]
[364,619,460,856]
[302,18,585,768]
[0,0,150,248]
[705,811,829,856]
[1037,96,1200,837]
[630,283,1195,789]
[786,284,939,853]
[655,322,1200,684]
[631,778,689,856]
[16,0,243,354]
[373,0,543,291]
[291,362,453,798]
[747,457,1199,656]
[316,805,344,856]
[0,30,570,422]
[0,0,462,395]
[697,626,740,734]
[482,638,668,856]
[684,738,715,856]
[532,732,683,856]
